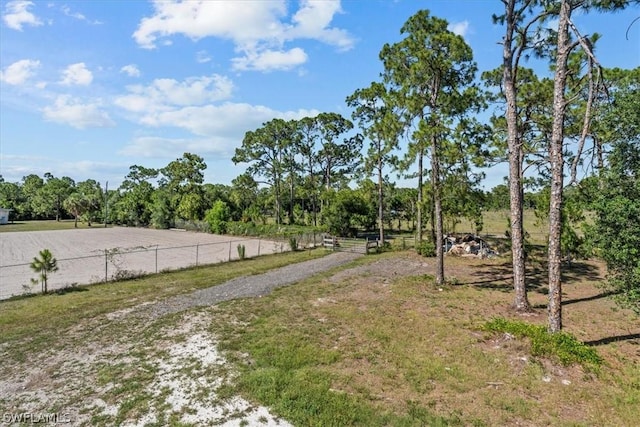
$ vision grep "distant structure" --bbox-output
[0,208,12,224]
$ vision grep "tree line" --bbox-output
[0,154,548,232]
[1,2,638,325]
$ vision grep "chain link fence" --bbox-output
[0,232,324,300]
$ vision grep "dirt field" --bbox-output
[0,227,283,299]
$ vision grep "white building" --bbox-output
[0,208,12,224]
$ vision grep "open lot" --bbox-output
[0,251,638,426]
[0,227,282,299]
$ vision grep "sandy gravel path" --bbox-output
[1,250,364,426]
[134,250,364,319]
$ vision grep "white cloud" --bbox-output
[0,154,125,185]
[288,0,353,51]
[114,74,234,113]
[120,103,319,158]
[61,5,85,21]
[60,62,93,86]
[0,155,48,183]
[232,47,307,72]
[120,135,234,158]
[0,59,40,85]
[132,0,353,71]
[59,160,119,177]
[42,95,115,129]
[2,0,42,31]
[448,20,470,38]
[196,50,212,64]
[60,5,102,24]
[133,1,287,49]
[138,102,318,137]
[120,64,141,77]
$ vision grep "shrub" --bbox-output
[416,240,436,257]
[323,189,375,236]
[483,318,602,368]
[205,200,231,234]
[237,244,246,260]
[289,237,298,251]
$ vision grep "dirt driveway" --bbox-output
[0,251,363,426]
[0,227,282,299]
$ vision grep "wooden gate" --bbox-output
[322,235,378,254]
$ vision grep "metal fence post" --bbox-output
[228,240,232,261]
[196,243,199,267]
[155,245,158,273]
[104,249,108,283]
[258,239,261,257]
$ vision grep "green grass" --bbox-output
[210,252,639,426]
[2,249,637,426]
[482,317,603,369]
[386,209,549,245]
[0,249,328,351]
[453,209,548,243]
[0,219,99,232]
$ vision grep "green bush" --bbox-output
[205,200,231,234]
[416,240,436,257]
[323,189,375,237]
[289,237,298,251]
[483,318,602,368]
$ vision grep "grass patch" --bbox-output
[0,220,100,232]
[0,249,327,352]
[237,367,459,426]
[2,250,637,426]
[213,255,491,425]
[211,252,638,426]
[482,317,603,369]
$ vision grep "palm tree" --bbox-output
[30,249,58,294]
[63,193,87,228]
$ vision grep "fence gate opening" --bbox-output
[322,235,377,254]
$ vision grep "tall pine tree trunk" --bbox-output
[508,142,529,311]
[547,0,572,333]
[289,172,295,225]
[503,0,530,312]
[378,159,385,245]
[274,178,282,225]
[416,148,424,244]
[432,136,444,285]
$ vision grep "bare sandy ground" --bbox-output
[0,227,282,299]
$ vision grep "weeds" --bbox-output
[237,244,246,260]
[288,237,298,251]
[416,240,436,257]
[482,318,603,368]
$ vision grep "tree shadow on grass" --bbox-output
[460,259,546,293]
[562,289,619,306]
[584,333,640,346]
[560,261,603,285]
[532,289,620,309]
[460,259,602,297]
[52,285,88,296]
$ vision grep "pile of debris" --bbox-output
[444,234,498,259]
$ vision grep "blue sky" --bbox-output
[1,1,638,190]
